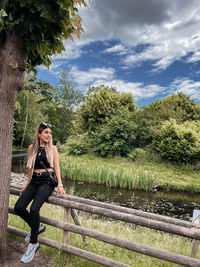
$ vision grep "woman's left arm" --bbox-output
[53,145,66,195]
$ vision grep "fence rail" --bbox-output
[9,186,200,267]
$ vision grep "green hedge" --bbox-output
[152,119,200,163]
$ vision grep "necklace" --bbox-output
[38,147,44,156]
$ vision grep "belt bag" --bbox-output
[37,152,58,187]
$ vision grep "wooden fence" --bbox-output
[8,185,200,267]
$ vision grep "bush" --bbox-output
[128,148,146,161]
[91,108,136,157]
[152,119,200,163]
[56,141,65,153]
[64,134,90,155]
[134,119,153,147]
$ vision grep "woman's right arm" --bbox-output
[21,145,33,192]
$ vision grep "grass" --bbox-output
[8,194,200,267]
[60,154,156,192]
[60,153,200,193]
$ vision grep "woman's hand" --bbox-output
[57,185,66,195]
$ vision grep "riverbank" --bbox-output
[60,153,200,193]
[11,149,200,193]
[10,172,200,221]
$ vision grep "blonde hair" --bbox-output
[27,124,54,169]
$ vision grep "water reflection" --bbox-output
[12,157,200,222]
[63,180,200,222]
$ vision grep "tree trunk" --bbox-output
[20,90,29,148]
[0,27,27,265]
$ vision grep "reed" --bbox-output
[59,153,200,192]
[60,156,156,191]
[8,195,199,267]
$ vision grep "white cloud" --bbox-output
[90,79,166,100]
[69,66,115,89]
[60,0,200,71]
[68,65,167,100]
[69,64,200,102]
[54,40,82,60]
[123,41,188,71]
[66,64,200,102]
[103,44,127,55]
[38,60,200,103]
[187,51,200,63]
[122,18,200,70]
[170,78,200,101]
[41,0,200,104]
[37,62,63,77]
[91,77,200,102]
[45,58,200,104]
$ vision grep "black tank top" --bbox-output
[34,147,51,170]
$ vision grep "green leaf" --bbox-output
[0,9,7,27]
[0,9,7,17]
[34,2,42,11]
[2,1,87,68]
[19,0,30,8]
[40,9,52,20]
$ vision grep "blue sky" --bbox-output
[37,0,200,106]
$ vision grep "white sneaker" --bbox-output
[21,243,40,263]
[25,224,46,243]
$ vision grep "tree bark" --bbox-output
[0,27,27,265]
[20,90,29,148]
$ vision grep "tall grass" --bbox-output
[59,153,200,192]
[60,156,156,191]
[8,195,199,267]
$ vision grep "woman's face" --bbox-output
[39,127,52,144]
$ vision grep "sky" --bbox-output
[37,0,200,107]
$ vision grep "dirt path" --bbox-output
[5,239,54,267]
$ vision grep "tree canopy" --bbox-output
[138,92,200,124]
[0,0,86,70]
[13,71,84,145]
[46,71,84,143]
[77,85,137,132]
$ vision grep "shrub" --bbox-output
[128,148,146,161]
[91,108,136,157]
[56,141,65,153]
[64,134,90,155]
[134,119,153,147]
[152,119,200,163]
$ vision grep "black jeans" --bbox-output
[14,182,54,243]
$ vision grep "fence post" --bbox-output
[190,210,200,258]
[63,207,71,244]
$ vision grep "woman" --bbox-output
[14,122,65,263]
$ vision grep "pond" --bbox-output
[12,154,200,222]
